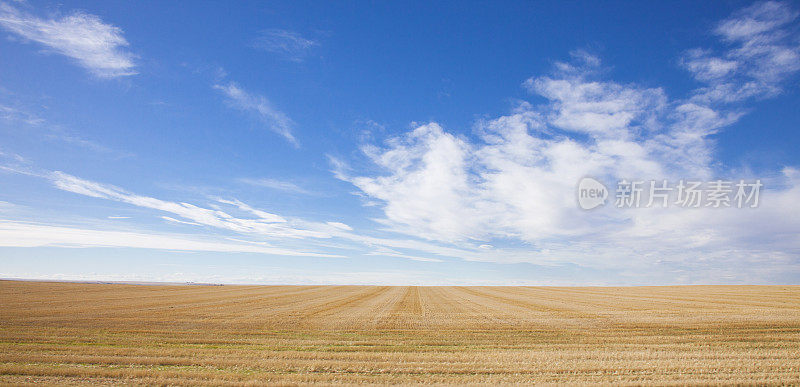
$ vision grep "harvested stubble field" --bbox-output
[0,281,799,385]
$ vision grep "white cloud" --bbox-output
[22,169,531,265]
[716,1,797,41]
[338,70,715,243]
[524,76,667,140]
[332,2,800,281]
[50,171,327,239]
[336,106,800,280]
[238,177,311,194]
[161,216,200,226]
[0,2,136,78]
[326,222,352,231]
[8,158,799,282]
[215,198,287,223]
[3,1,799,283]
[682,1,800,103]
[0,200,16,212]
[252,29,317,62]
[365,246,443,263]
[681,49,738,81]
[0,103,45,125]
[0,269,495,286]
[214,82,298,146]
[0,220,338,257]
[0,94,129,156]
[348,123,480,242]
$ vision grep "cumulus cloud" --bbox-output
[348,123,479,242]
[214,82,298,146]
[0,2,136,78]
[336,94,800,280]
[339,67,724,243]
[333,2,800,282]
[252,29,317,62]
[3,1,799,284]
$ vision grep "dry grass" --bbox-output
[1,281,799,385]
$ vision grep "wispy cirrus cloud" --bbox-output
[3,167,527,265]
[0,94,131,157]
[7,160,799,283]
[0,103,45,126]
[0,2,136,78]
[50,171,326,239]
[0,220,336,257]
[681,1,800,103]
[214,82,298,146]
[238,177,311,194]
[252,29,317,62]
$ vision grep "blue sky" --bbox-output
[1,0,799,285]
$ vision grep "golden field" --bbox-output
[0,281,799,385]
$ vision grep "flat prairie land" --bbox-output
[1,281,799,385]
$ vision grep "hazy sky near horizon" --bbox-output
[1,0,799,285]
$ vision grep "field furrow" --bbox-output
[1,281,799,385]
